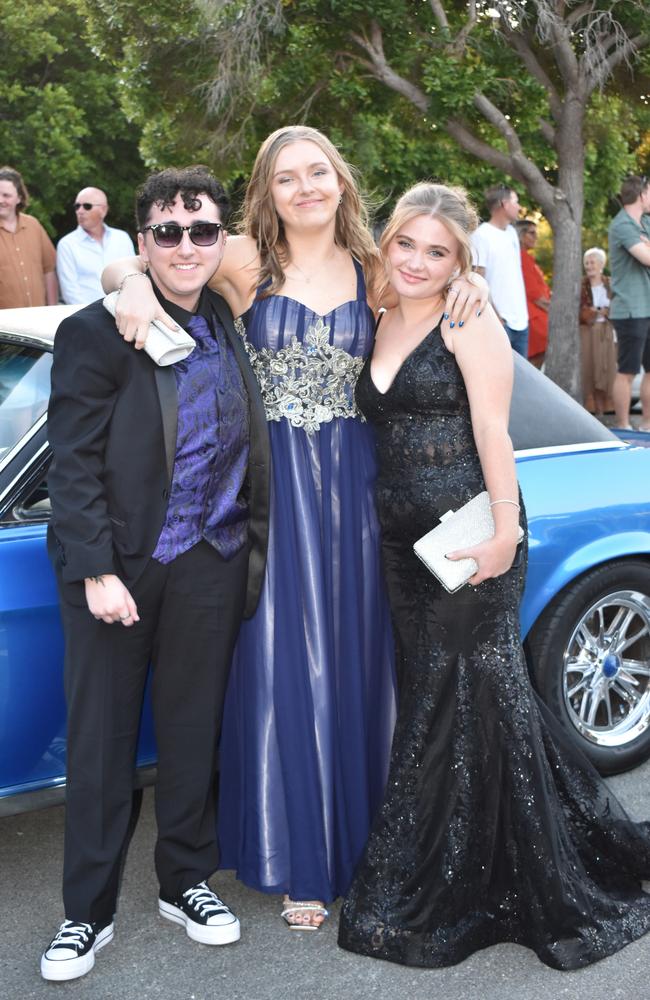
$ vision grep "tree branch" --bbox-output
[567,2,596,28]
[452,1,478,55]
[545,16,581,89]
[586,32,650,91]
[349,21,429,112]
[471,92,557,207]
[429,1,449,30]
[500,23,563,120]
[538,118,557,147]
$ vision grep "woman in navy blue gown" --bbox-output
[103,134,487,928]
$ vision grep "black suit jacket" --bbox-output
[47,290,270,618]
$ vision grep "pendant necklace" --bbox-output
[289,248,338,284]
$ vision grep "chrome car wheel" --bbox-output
[528,561,650,774]
[563,590,650,748]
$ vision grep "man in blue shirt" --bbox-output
[41,167,270,981]
[56,187,135,304]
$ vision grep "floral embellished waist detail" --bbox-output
[236,316,365,434]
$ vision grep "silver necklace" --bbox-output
[288,250,337,284]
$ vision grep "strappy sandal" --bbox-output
[281,897,329,931]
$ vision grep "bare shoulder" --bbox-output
[451,304,512,375]
[208,234,260,316]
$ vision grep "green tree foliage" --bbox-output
[0,0,145,237]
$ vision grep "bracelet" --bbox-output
[117,272,148,293]
[489,499,520,510]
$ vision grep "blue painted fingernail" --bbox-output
[449,321,455,328]
[443,312,449,320]
[476,309,482,317]
[458,320,464,328]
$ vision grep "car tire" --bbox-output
[527,560,650,775]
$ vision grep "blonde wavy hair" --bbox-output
[240,126,380,297]
[377,182,479,304]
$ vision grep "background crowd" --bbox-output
[1,162,648,432]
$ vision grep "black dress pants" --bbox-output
[59,541,248,925]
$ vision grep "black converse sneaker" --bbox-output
[159,881,240,945]
[41,919,114,981]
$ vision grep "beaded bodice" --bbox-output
[235,261,374,435]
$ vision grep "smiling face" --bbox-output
[386,214,460,302]
[0,179,21,225]
[137,192,225,311]
[269,139,344,234]
[584,252,605,279]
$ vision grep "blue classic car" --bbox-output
[0,306,648,814]
[0,305,156,815]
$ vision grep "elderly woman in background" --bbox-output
[516,219,550,368]
[580,247,616,415]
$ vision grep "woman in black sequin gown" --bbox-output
[338,183,650,970]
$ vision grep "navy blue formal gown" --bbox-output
[218,261,396,902]
[339,322,650,969]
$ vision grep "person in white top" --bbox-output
[471,184,529,357]
[56,187,135,304]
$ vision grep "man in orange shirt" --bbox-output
[516,219,550,368]
[0,166,58,308]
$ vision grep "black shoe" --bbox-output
[41,919,114,981]
[159,881,240,945]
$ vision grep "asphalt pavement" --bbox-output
[2,762,650,1000]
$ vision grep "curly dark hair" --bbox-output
[0,166,29,212]
[135,166,230,230]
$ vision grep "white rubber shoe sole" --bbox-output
[41,922,114,981]
[158,900,241,945]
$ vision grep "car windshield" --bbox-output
[0,343,52,458]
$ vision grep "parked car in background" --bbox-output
[0,309,648,815]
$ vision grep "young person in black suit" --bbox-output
[41,166,269,981]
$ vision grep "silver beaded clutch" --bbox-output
[413,491,525,593]
[103,292,196,366]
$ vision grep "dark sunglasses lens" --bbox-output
[152,225,183,247]
[74,202,93,211]
[150,223,221,247]
[188,223,221,246]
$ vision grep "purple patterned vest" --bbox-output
[153,308,250,563]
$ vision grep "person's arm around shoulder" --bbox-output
[101,233,261,345]
[101,255,167,345]
[444,305,520,585]
[211,233,260,318]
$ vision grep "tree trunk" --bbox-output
[543,97,585,398]
[545,206,583,397]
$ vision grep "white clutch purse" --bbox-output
[103,292,196,366]
[413,491,525,593]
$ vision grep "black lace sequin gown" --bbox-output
[338,324,650,970]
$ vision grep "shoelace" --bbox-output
[49,920,93,952]
[182,882,229,917]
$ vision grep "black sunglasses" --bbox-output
[74,202,104,211]
[141,222,223,247]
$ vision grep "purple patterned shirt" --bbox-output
[152,303,250,564]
